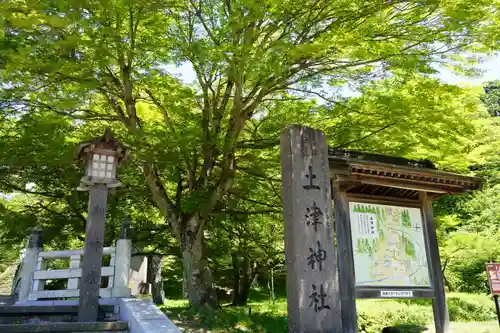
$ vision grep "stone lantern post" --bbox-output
[75,128,130,322]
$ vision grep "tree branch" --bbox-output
[220,209,280,215]
[235,138,280,149]
[0,182,63,199]
[142,162,178,225]
[333,122,397,148]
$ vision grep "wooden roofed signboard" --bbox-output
[328,148,481,333]
[280,126,482,333]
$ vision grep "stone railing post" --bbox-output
[17,227,43,302]
[112,220,132,297]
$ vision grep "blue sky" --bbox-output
[439,54,500,85]
[165,53,500,93]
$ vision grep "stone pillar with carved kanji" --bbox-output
[78,184,108,322]
[280,125,343,333]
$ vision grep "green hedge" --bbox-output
[162,292,498,333]
[357,299,432,333]
[357,293,497,333]
[447,293,497,322]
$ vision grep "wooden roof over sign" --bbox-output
[328,149,482,200]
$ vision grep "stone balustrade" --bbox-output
[15,233,132,303]
[29,247,116,300]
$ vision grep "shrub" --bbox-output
[357,293,497,333]
[447,293,496,322]
[357,299,431,333]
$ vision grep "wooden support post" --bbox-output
[421,192,449,333]
[280,125,342,333]
[332,182,358,333]
[78,184,108,322]
[494,295,500,328]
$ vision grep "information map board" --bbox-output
[349,202,431,288]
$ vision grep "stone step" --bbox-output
[0,305,79,314]
[0,305,117,324]
[0,296,13,306]
[0,321,128,333]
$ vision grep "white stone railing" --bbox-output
[16,237,132,303]
[28,247,116,300]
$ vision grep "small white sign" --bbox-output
[355,213,378,238]
[380,290,413,298]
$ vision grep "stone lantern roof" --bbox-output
[76,128,131,165]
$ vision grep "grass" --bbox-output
[160,292,500,333]
[428,322,499,333]
[161,298,287,333]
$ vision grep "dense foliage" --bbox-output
[435,81,500,294]
[1,0,500,309]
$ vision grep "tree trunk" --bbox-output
[268,266,275,304]
[142,164,218,308]
[180,226,218,309]
[148,255,165,305]
[238,255,252,306]
[231,254,256,306]
[182,271,188,299]
[231,253,241,305]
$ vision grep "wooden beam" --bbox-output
[351,175,469,194]
[333,171,474,195]
[348,160,480,186]
[328,156,481,193]
[344,193,421,208]
[382,187,393,196]
[420,192,450,333]
[332,181,358,333]
[328,150,437,170]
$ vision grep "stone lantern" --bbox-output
[76,128,130,190]
[75,128,130,322]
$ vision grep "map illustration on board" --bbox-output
[349,202,431,287]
